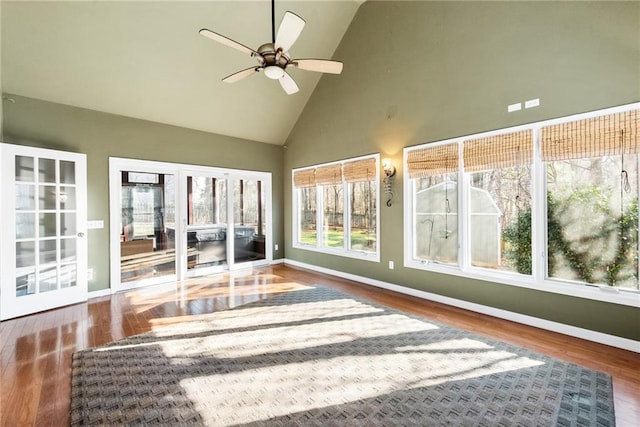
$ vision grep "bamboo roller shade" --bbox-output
[407,143,459,179]
[315,164,343,185]
[293,169,316,188]
[541,109,639,161]
[463,129,533,172]
[343,157,377,183]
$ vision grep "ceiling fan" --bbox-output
[199,0,343,95]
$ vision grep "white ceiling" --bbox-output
[1,1,362,145]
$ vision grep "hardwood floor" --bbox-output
[1,264,638,426]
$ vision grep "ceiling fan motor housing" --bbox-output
[258,43,290,79]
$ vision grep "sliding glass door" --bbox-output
[110,159,271,291]
[119,171,177,286]
[184,174,269,276]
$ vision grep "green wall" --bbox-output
[3,94,285,292]
[284,1,640,340]
[2,1,638,341]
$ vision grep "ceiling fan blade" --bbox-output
[275,11,305,53]
[279,72,299,95]
[199,29,258,57]
[292,59,343,74]
[222,67,259,83]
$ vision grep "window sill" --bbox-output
[404,259,640,308]
[293,243,380,263]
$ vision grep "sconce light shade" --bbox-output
[382,158,396,177]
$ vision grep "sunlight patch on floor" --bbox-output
[178,345,543,425]
[152,297,385,337]
[158,313,436,359]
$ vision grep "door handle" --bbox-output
[77,232,86,238]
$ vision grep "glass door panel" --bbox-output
[119,171,176,285]
[233,178,266,264]
[14,154,39,297]
[1,144,87,320]
[16,241,36,296]
[186,175,228,272]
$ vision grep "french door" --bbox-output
[0,143,87,320]
[110,159,271,291]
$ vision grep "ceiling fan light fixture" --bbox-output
[264,65,285,80]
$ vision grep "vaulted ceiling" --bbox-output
[1,1,362,145]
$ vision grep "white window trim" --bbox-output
[404,103,640,308]
[292,154,380,262]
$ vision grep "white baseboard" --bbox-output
[271,258,285,265]
[284,259,640,353]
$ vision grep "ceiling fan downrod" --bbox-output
[271,0,276,44]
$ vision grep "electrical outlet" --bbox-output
[274,244,279,251]
[389,261,394,270]
[87,268,94,281]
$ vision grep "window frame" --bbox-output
[292,154,380,262]
[404,103,640,308]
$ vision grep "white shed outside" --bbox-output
[415,181,501,266]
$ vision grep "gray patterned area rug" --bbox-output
[71,286,615,426]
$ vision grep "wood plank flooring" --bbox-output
[1,264,638,426]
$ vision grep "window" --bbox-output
[344,157,378,253]
[463,130,533,274]
[294,169,317,246]
[293,155,379,260]
[404,104,639,306]
[407,143,459,265]
[541,110,639,290]
[316,164,344,249]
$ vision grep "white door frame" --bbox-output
[109,157,272,292]
[1,143,88,320]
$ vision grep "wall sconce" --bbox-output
[382,158,396,207]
